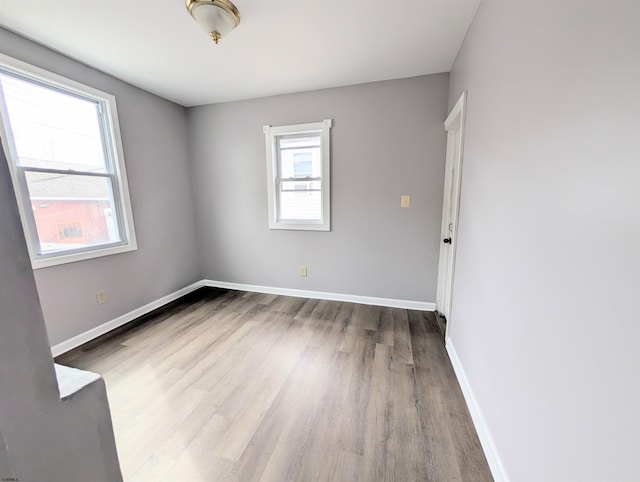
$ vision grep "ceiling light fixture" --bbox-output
[186,0,241,44]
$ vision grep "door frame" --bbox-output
[436,91,467,341]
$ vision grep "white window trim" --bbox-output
[264,119,332,231]
[0,52,137,269]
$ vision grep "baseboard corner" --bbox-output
[51,280,205,357]
[51,278,435,358]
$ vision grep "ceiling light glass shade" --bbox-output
[186,0,240,44]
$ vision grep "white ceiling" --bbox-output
[0,0,480,107]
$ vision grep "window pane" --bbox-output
[0,73,107,173]
[279,190,322,221]
[276,132,324,222]
[293,152,312,177]
[279,147,321,178]
[25,171,120,253]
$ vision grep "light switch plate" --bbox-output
[401,195,411,208]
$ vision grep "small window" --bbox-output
[264,120,332,231]
[0,53,136,268]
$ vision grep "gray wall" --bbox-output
[448,1,640,481]
[0,28,201,346]
[0,145,122,481]
[0,428,10,478]
[188,74,449,302]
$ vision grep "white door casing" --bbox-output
[436,92,467,337]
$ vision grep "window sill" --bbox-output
[32,243,137,270]
[269,221,330,231]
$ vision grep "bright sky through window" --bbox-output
[1,74,106,172]
[0,54,137,268]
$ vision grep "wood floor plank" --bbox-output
[157,416,233,482]
[258,347,337,481]
[378,307,396,347]
[229,345,322,482]
[214,321,306,462]
[352,303,381,331]
[362,343,393,482]
[391,307,414,365]
[130,454,175,482]
[295,351,352,480]
[391,363,429,481]
[57,289,492,482]
[338,332,377,459]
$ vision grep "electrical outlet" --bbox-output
[96,290,107,305]
[401,195,411,208]
[299,266,307,277]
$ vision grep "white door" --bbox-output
[436,92,467,333]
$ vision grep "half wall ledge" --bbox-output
[54,364,101,401]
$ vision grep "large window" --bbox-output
[0,53,136,268]
[264,120,332,231]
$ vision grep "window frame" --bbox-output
[0,52,137,269]
[263,119,332,231]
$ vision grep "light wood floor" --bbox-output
[57,289,492,482]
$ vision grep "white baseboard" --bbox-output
[51,279,434,357]
[50,280,205,357]
[446,338,509,482]
[203,279,436,311]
